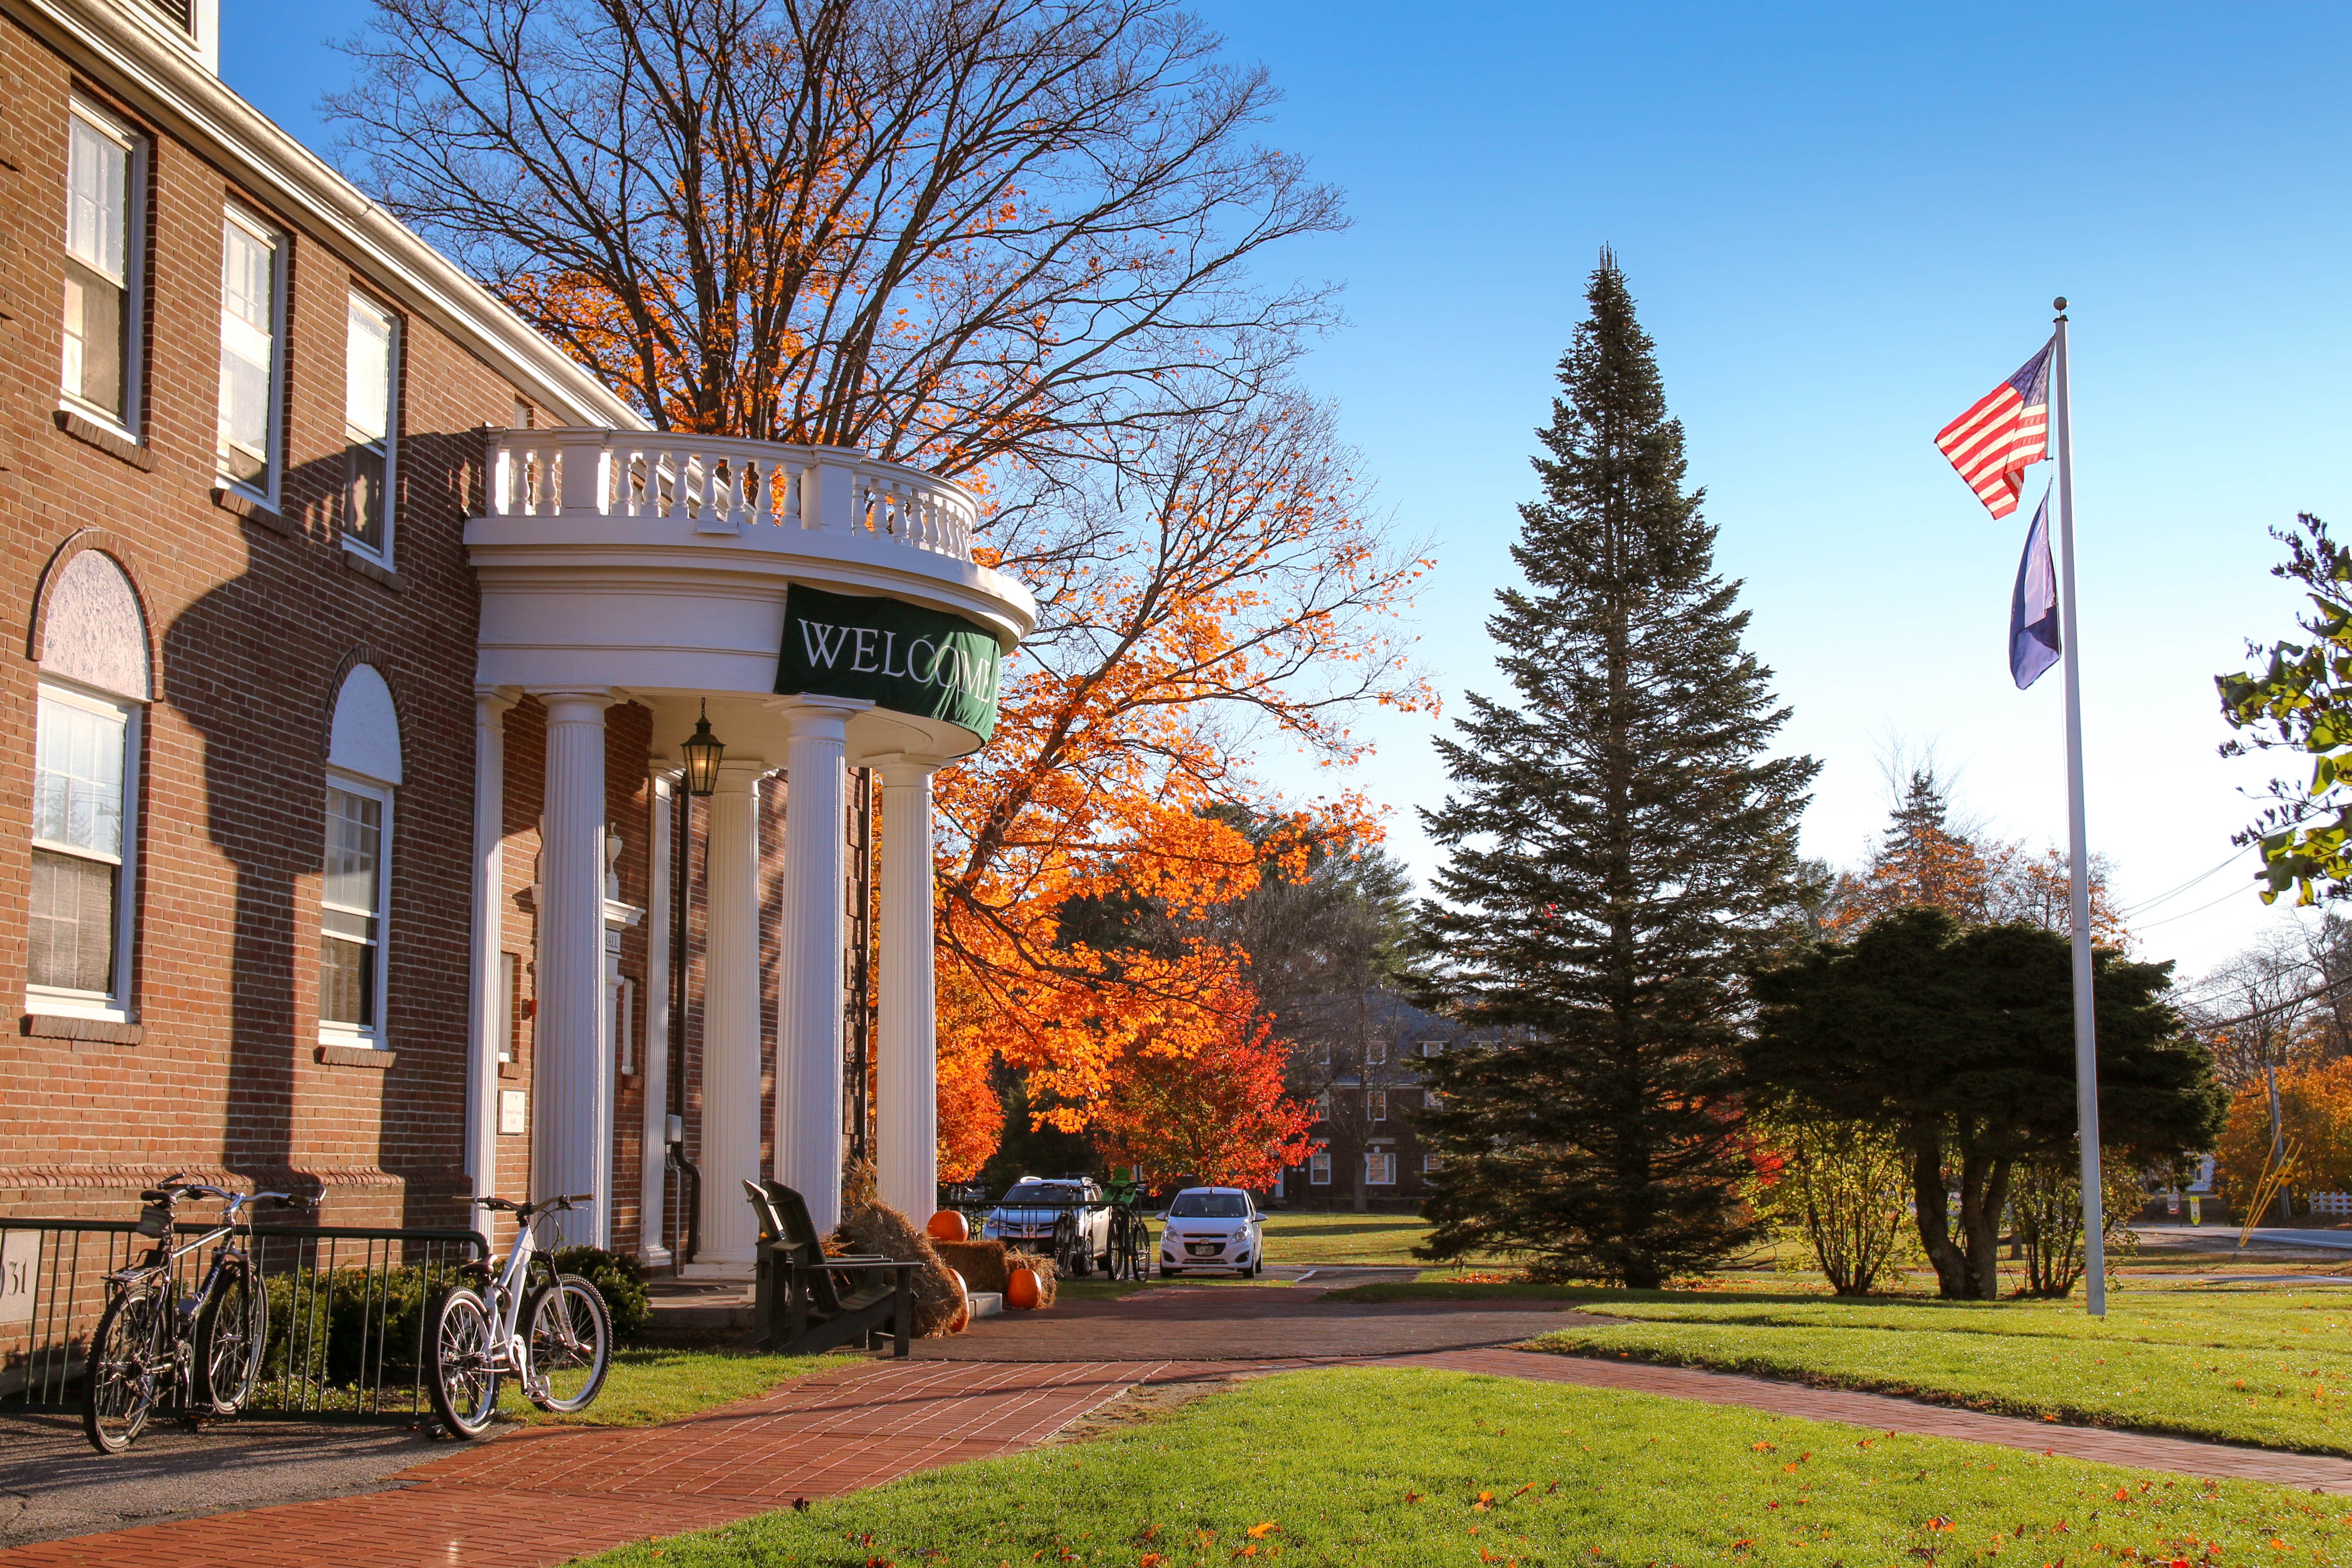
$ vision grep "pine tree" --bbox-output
[1414,255,1819,1288]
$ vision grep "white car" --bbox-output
[1157,1187,1265,1277]
[983,1175,1110,1273]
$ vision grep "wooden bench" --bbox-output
[742,1179,919,1358]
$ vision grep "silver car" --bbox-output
[982,1175,1110,1272]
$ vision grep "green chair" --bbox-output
[742,1179,918,1357]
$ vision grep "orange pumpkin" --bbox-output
[1005,1265,1044,1310]
[945,1269,970,1333]
[926,1209,971,1242]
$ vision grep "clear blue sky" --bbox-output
[226,0,2352,983]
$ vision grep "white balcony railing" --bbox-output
[486,428,976,561]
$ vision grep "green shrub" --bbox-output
[552,1245,651,1340]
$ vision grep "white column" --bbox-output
[695,758,769,1269]
[534,690,614,1247]
[639,770,675,1268]
[875,757,944,1222]
[465,690,515,1234]
[774,696,869,1233]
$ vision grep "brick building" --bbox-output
[1277,990,1479,1211]
[0,0,1033,1266]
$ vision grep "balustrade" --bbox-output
[486,428,975,561]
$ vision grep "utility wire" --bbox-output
[2119,845,2256,919]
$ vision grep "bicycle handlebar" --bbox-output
[478,1193,595,1216]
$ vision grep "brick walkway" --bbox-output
[0,1357,1236,1568]
[1399,1349,2352,1494]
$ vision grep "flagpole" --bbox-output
[2051,296,2107,1316]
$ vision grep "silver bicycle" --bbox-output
[425,1193,611,1438]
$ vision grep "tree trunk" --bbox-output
[1909,1132,1970,1298]
[1957,1152,2011,1300]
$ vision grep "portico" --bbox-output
[465,429,1034,1255]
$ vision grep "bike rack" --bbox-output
[0,1216,489,1424]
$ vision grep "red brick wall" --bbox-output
[0,17,526,1226]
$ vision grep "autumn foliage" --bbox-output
[2215,1061,2352,1213]
[1087,973,1317,1189]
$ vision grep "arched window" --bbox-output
[323,664,400,1048]
[31,550,149,1019]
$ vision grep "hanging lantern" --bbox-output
[680,702,724,797]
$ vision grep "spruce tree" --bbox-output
[1415,254,1819,1288]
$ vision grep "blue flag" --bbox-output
[2010,488,2061,689]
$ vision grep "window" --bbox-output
[1365,1152,1397,1186]
[1313,1092,1330,1123]
[1366,1089,1388,1122]
[1308,1149,1331,1186]
[30,685,136,1011]
[1365,1039,1387,1066]
[1419,1039,1445,1058]
[217,208,284,497]
[497,951,517,1063]
[1423,1153,1444,1174]
[62,102,143,430]
[613,975,636,1075]
[321,781,389,1043]
[344,294,398,556]
[1424,1089,1442,1110]
[1314,1039,1330,1066]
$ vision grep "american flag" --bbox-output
[1935,340,2053,518]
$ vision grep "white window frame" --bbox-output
[1308,1149,1331,1186]
[1419,1039,1445,1058]
[27,679,140,1021]
[216,204,288,507]
[1423,1088,1443,1110]
[60,98,146,441]
[1365,1152,1397,1186]
[1423,1153,1444,1175]
[1365,1039,1388,1066]
[319,771,392,1049]
[496,950,517,1063]
[342,291,399,564]
[1366,1088,1388,1123]
[1313,1092,1330,1123]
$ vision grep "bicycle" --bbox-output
[424,1193,612,1438]
[1103,1178,1151,1282]
[83,1178,308,1454]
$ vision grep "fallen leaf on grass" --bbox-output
[1247,1523,1277,1539]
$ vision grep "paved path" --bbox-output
[1399,1348,2352,1494]
[915,1283,1598,1362]
[0,1358,1232,1566]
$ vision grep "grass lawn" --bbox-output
[577,1365,2352,1567]
[1525,1285,2352,1456]
[501,1341,834,1427]
[1261,1212,1453,1266]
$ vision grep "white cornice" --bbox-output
[8,0,647,431]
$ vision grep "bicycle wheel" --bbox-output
[193,1255,267,1415]
[1109,1211,1141,1281]
[425,1286,502,1438]
[83,1281,168,1454]
[522,1274,611,1413]
[1050,1213,1085,1279]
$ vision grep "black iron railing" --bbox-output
[0,1216,488,1422]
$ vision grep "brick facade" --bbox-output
[0,1,654,1233]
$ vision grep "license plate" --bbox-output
[1186,1244,1220,1256]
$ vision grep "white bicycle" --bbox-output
[425,1193,611,1438]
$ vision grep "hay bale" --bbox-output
[935,1238,1010,1293]
[834,1199,967,1337]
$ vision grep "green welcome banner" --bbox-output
[775,584,1004,741]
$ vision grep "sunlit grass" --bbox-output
[578,1365,2352,1566]
[498,1342,835,1428]
[1527,1285,2352,1455]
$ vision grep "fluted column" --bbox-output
[774,696,869,1233]
[875,757,944,1221]
[639,768,676,1268]
[695,758,769,1268]
[466,689,515,1235]
[533,690,613,1248]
